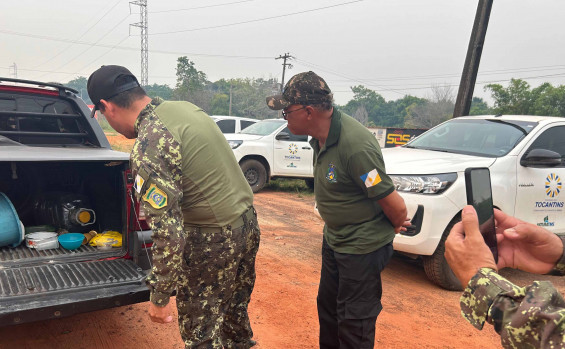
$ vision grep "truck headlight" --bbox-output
[228,140,242,149]
[390,173,457,194]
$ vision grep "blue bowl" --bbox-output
[58,233,84,250]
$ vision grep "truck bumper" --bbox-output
[393,192,460,256]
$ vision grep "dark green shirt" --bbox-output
[310,109,395,254]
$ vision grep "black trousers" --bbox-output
[317,238,393,349]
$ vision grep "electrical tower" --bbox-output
[130,0,148,86]
[276,53,293,92]
[9,63,17,79]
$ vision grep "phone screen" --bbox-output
[465,168,498,263]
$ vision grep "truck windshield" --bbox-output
[240,119,286,136]
[406,118,537,157]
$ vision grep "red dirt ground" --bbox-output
[1,134,563,348]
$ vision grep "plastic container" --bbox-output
[26,232,59,250]
[58,233,85,250]
[96,240,113,250]
[0,192,25,248]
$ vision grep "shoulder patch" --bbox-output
[134,174,145,194]
[360,168,381,188]
[143,183,168,209]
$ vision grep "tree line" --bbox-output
[65,57,565,129]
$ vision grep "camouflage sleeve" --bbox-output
[461,267,565,348]
[131,118,184,307]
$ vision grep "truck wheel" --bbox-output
[422,216,463,291]
[305,178,314,190]
[240,159,267,193]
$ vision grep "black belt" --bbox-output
[185,207,255,234]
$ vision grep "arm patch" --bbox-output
[143,183,168,209]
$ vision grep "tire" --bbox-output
[422,216,463,291]
[240,159,267,193]
[304,178,314,190]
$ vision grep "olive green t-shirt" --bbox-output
[310,110,395,254]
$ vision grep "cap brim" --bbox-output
[266,95,291,110]
[90,106,98,118]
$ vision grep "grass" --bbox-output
[265,178,314,197]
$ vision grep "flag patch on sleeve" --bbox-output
[134,174,145,194]
[360,169,382,188]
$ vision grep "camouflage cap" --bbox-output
[266,71,332,110]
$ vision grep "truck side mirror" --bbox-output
[520,148,562,168]
[275,132,290,140]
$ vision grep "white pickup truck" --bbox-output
[224,119,314,192]
[383,115,565,290]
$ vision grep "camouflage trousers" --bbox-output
[176,207,261,349]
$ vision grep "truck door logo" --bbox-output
[545,173,562,198]
[289,143,298,154]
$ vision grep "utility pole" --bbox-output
[130,0,148,86]
[276,53,293,92]
[453,0,493,117]
[229,81,233,116]
[9,63,17,79]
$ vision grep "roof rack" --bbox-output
[0,77,79,94]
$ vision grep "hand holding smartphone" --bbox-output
[464,167,498,263]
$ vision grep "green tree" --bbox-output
[341,85,386,126]
[174,56,208,101]
[485,79,532,115]
[144,83,173,100]
[531,84,565,117]
[469,97,491,115]
[209,93,229,115]
[65,76,90,103]
[382,95,426,127]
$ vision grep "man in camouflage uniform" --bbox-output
[266,72,408,349]
[445,205,565,348]
[87,65,260,349]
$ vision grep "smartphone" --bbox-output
[464,167,498,263]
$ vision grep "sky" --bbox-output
[1,0,564,106]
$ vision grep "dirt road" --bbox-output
[1,191,564,348]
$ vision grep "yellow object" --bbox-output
[88,230,122,247]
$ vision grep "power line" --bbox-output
[330,72,565,93]
[33,0,124,69]
[294,58,405,96]
[149,0,365,35]
[38,14,133,80]
[148,0,254,14]
[0,28,273,60]
[329,65,565,83]
[77,36,132,73]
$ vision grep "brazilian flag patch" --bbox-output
[143,183,168,209]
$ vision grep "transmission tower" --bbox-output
[276,53,293,92]
[9,63,17,79]
[130,0,148,86]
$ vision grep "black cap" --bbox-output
[87,65,140,117]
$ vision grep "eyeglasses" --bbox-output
[282,106,307,120]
